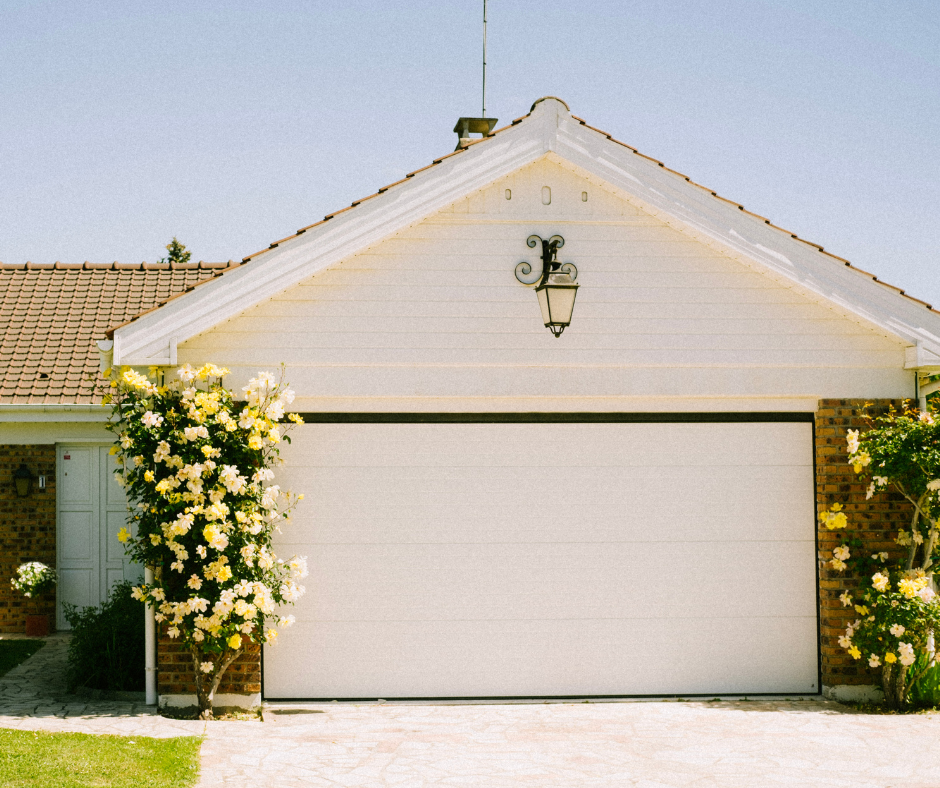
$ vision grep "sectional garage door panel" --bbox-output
[265,421,817,698]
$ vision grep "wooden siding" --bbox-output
[180,158,911,411]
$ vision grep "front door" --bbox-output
[56,444,141,629]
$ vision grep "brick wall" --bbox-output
[816,398,915,687]
[0,445,56,633]
[157,628,261,698]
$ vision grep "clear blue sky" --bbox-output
[1,0,938,305]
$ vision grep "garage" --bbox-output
[264,416,818,699]
[102,96,938,705]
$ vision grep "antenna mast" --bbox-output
[482,0,487,117]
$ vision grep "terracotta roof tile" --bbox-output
[0,261,241,404]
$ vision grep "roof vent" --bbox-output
[453,117,497,150]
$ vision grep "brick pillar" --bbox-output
[815,399,914,688]
[157,627,262,709]
[0,445,56,633]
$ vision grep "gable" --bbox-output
[178,158,911,412]
[111,98,940,375]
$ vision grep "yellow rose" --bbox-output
[227,634,242,650]
[117,527,130,543]
[848,646,861,660]
[885,652,897,664]
[144,470,155,483]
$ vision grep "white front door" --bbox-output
[56,444,141,629]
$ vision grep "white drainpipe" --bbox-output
[145,566,157,705]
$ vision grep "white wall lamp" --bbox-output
[514,234,579,337]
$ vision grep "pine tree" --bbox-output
[158,237,191,265]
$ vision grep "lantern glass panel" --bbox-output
[544,285,578,326]
[536,287,552,325]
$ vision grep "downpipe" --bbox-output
[145,565,157,705]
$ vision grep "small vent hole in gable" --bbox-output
[582,191,588,202]
[505,189,511,200]
[541,186,551,205]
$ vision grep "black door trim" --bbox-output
[294,412,815,424]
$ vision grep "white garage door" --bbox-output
[265,419,818,699]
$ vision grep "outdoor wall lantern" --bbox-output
[514,234,579,337]
[13,463,34,498]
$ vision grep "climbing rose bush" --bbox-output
[825,402,940,708]
[104,363,307,717]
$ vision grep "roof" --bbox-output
[0,261,240,404]
[109,97,940,369]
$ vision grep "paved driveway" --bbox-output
[3,636,940,787]
[199,698,940,787]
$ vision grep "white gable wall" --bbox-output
[179,158,911,412]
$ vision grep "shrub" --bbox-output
[64,581,145,693]
[827,401,940,709]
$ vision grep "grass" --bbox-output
[0,640,44,679]
[0,729,202,788]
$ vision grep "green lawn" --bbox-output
[0,640,44,678]
[0,729,202,788]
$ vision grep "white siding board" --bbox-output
[191,326,898,349]
[237,284,816,305]
[290,270,784,290]
[236,299,862,321]
[176,363,911,401]
[183,348,903,369]
[341,254,780,274]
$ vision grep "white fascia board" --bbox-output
[549,115,940,358]
[113,104,563,365]
[0,404,110,422]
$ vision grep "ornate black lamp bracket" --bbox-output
[514,234,578,285]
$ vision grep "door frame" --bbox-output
[264,411,821,701]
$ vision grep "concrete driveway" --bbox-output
[200,698,940,787]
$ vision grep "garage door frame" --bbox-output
[263,411,820,700]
